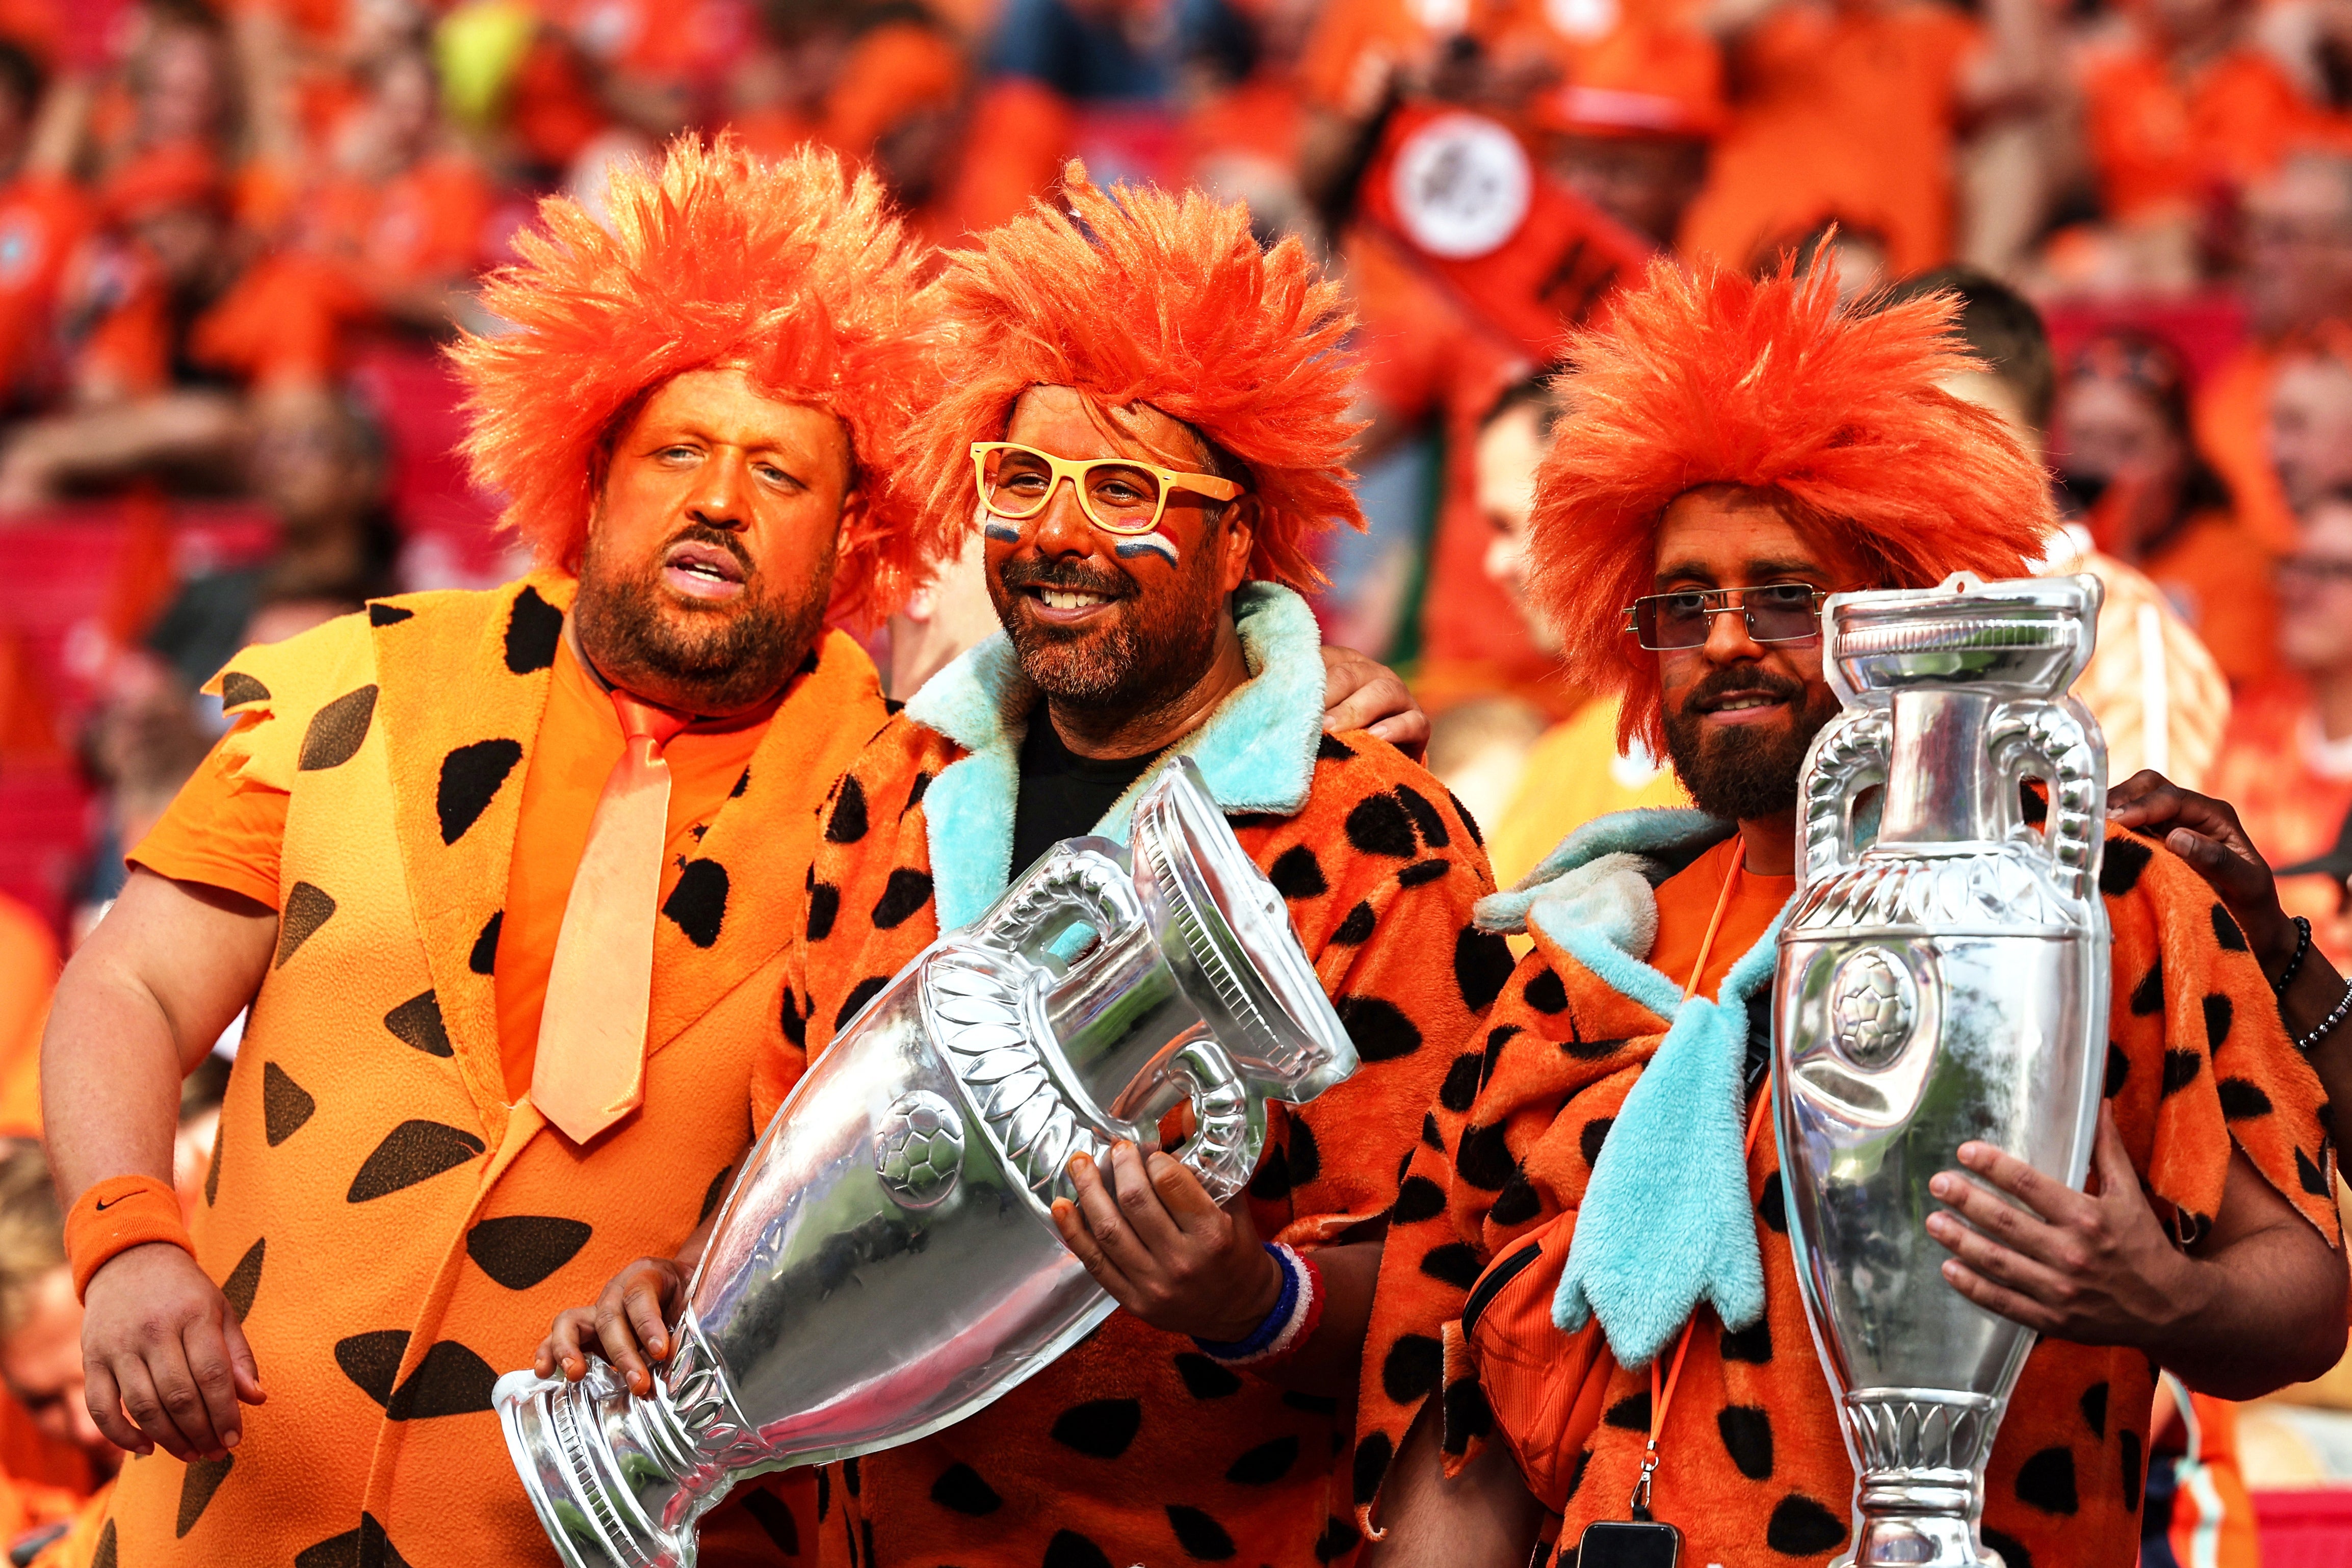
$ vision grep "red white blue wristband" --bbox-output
[1193,1243,1324,1367]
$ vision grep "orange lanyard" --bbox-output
[1633,840,1769,1519]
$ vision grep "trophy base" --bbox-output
[1834,1391,2005,1568]
[494,1366,705,1568]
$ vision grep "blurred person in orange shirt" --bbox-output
[1678,0,2054,274]
[2052,327,2280,688]
[1465,372,1686,888]
[0,45,89,412]
[1889,266,2234,786]
[2263,329,2352,513]
[2208,488,2352,959]
[2076,0,2337,227]
[2196,150,2352,551]
[295,42,498,336]
[1525,15,1724,245]
[0,146,357,509]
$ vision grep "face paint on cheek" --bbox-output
[983,521,1022,543]
[1112,530,1180,566]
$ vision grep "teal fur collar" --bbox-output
[1475,806,1790,1369]
[905,582,1327,932]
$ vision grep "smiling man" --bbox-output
[1355,259,2348,1568]
[34,140,949,1566]
[547,167,1507,1568]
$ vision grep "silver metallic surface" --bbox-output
[1774,574,2112,1568]
[494,758,1360,1567]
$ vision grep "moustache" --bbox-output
[996,557,1135,600]
[1685,666,1809,714]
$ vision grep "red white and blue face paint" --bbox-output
[1112,529,1181,566]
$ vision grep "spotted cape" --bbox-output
[99,574,883,1567]
[756,584,1506,1568]
[1355,809,2342,1568]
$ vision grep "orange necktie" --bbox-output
[532,690,691,1144]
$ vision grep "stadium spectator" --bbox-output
[2053,327,2279,686]
[1463,372,1686,889]
[0,49,90,412]
[1887,266,2234,785]
[2076,0,2336,227]
[1678,0,2056,274]
[2208,487,2352,956]
[2196,150,2352,550]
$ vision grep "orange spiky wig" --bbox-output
[1528,255,2056,756]
[905,163,1363,590]
[449,137,941,626]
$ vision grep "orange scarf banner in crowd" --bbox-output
[1356,100,1655,355]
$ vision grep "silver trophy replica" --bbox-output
[1774,572,2111,1568]
[492,757,1358,1568]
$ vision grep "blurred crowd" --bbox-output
[2,0,2352,1553]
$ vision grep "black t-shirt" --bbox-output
[1009,712,1165,878]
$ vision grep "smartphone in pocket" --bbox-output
[1574,1520,1682,1568]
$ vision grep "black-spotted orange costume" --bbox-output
[1354,805,2342,1567]
[105,577,887,1565]
[1355,254,2345,1568]
[86,137,949,1567]
[753,584,1508,1568]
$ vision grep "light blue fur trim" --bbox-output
[1474,807,1733,934]
[1551,905,1790,1367]
[906,582,1326,931]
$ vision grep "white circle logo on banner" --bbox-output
[1389,113,1533,260]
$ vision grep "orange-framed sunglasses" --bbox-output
[970,440,1243,537]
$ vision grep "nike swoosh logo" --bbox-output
[93,1196,124,1211]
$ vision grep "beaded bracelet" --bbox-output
[2296,978,2352,1056]
[2276,916,2314,997]
[1193,1244,1324,1367]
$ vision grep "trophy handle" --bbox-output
[1991,701,2106,900]
[1799,707,1890,881]
[1159,1037,1264,1204]
[979,845,1147,964]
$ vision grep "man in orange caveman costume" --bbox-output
[35,140,954,1566]
[548,167,1511,1568]
[1355,259,2349,1567]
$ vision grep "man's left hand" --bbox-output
[1925,1105,2200,1347]
[1052,1141,1284,1343]
[1320,645,1428,758]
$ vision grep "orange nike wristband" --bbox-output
[65,1174,194,1301]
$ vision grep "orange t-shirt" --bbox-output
[0,175,89,399]
[2193,342,2300,553]
[2082,41,2329,222]
[1679,0,1978,274]
[2138,509,2278,690]
[304,155,495,289]
[1649,834,1797,1002]
[132,634,770,1100]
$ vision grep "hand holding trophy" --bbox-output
[494,759,1360,1568]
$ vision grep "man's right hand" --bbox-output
[536,1257,688,1397]
[83,1242,264,1462]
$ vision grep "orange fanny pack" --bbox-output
[1460,1214,1618,1513]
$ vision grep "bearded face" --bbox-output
[1650,487,1863,826]
[980,386,1256,731]
[1661,659,1846,822]
[573,367,851,716]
